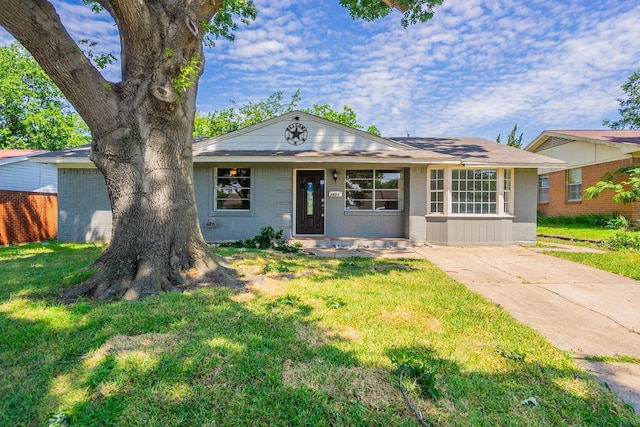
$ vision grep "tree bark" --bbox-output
[0,0,236,301]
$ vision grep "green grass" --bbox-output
[1,242,639,426]
[585,355,640,364]
[537,223,640,280]
[537,224,622,242]
[545,250,640,280]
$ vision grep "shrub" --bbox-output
[222,226,300,253]
[603,232,640,251]
[262,261,291,274]
[390,352,438,400]
[538,214,629,229]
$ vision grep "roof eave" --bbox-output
[461,161,567,168]
[193,155,461,164]
[28,157,94,166]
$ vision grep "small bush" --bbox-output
[538,214,629,229]
[322,294,346,309]
[221,226,300,253]
[602,215,629,229]
[262,261,291,274]
[390,352,438,400]
[603,232,640,251]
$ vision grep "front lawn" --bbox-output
[537,224,622,242]
[537,219,640,280]
[1,243,637,426]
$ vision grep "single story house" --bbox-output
[33,111,563,246]
[525,130,640,221]
[0,149,58,245]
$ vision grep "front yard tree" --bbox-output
[603,71,640,130]
[0,0,441,301]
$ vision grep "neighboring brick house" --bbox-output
[525,130,640,221]
[0,150,58,245]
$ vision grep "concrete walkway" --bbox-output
[303,244,640,412]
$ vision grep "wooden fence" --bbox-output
[0,190,57,245]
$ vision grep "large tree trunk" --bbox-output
[0,0,235,301]
[62,90,233,301]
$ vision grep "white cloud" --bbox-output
[2,0,638,143]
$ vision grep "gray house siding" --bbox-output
[198,165,294,242]
[55,164,539,246]
[512,168,538,244]
[58,169,111,242]
[407,166,428,245]
[426,217,513,246]
[198,163,407,242]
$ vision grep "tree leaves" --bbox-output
[603,71,640,130]
[584,166,640,204]
[339,0,443,28]
[0,43,90,150]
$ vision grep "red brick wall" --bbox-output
[0,190,58,245]
[537,158,640,221]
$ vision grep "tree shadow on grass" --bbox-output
[2,247,639,426]
[0,285,418,427]
[385,345,639,426]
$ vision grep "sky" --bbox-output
[1,0,639,145]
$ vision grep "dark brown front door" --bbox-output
[296,170,324,235]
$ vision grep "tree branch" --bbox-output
[381,0,410,12]
[0,0,118,136]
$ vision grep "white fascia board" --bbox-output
[193,156,461,165]
[28,157,94,167]
[461,161,567,168]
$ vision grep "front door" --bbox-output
[296,170,325,235]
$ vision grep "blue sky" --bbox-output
[2,0,639,144]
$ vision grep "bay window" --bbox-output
[428,168,513,215]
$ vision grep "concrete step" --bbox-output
[288,237,412,248]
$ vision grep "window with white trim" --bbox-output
[345,169,403,211]
[538,175,549,203]
[452,169,497,214]
[429,169,444,213]
[214,168,251,210]
[566,168,582,201]
[430,168,513,215]
[503,169,513,214]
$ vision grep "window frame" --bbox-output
[566,168,582,202]
[451,169,498,215]
[503,169,513,215]
[427,167,514,216]
[344,169,404,212]
[213,167,253,212]
[429,168,445,214]
[538,175,549,203]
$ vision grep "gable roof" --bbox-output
[31,111,563,168]
[525,130,640,154]
[194,110,409,152]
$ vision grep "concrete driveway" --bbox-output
[413,245,640,413]
[304,244,640,412]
